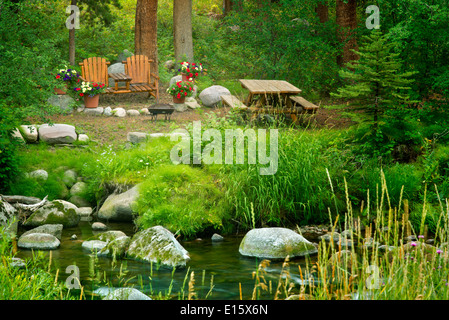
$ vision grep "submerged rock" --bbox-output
[126,226,190,268]
[100,235,131,258]
[239,227,318,259]
[82,240,108,255]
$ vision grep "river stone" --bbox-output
[211,233,224,242]
[127,226,190,268]
[0,196,18,235]
[100,235,131,258]
[21,224,63,240]
[70,181,87,197]
[18,233,60,250]
[62,169,78,188]
[19,125,38,143]
[82,240,108,255]
[89,230,126,243]
[39,124,77,144]
[97,185,139,222]
[199,85,231,107]
[103,287,151,300]
[92,222,108,231]
[23,200,80,228]
[29,169,48,181]
[239,227,318,260]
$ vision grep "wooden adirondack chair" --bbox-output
[123,55,160,101]
[79,57,117,94]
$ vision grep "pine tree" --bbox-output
[333,29,417,131]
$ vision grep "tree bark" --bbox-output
[336,0,358,66]
[68,0,77,66]
[173,0,194,62]
[135,0,159,75]
[315,1,328,23]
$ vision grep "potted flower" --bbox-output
[73,81,107,108]
[167,80,194,103]
[179,61,203,82]
[55,65,80,94]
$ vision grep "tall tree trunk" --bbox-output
[135,0,159,75]
[68,0,77,66]
[336,0,358,66]
[173,0,193,62]
[223,0,233,16]
[315,1,328,23]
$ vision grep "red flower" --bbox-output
[79,93,84,97]
[93,83,98,87]
[100,84,104,88]
[195,73,198,77]
[177,93,181,99]
[184,91,187,96]
[56,75,60,79]
[189,73,193,77]
[186,68,190,73]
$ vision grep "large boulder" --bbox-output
[23,200,80,228]
[20,224,63,240]
[18,233,60,250]
[239,227,318,259]
[126,226,190,268]
[19,125,38,143]
[199,85,231,107]
[38,124,77,144]
[97,185,139,222]
[100,235,131,258]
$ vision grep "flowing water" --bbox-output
[16,221,315,300]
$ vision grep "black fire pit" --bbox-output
[147,104,175,121]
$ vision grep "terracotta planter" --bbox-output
[181,73,195,83]
[54,85,68,95]
[173,95,186,104]
[84,94,100,108]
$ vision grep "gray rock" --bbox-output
[39,124,77,144]
[70,181,87,197]
[173,103,187,112]
[199,85,231,107]
[76,207,93,221]
[18,233,60,250]
[113,108,126,118]
[185,98,201,109]
[62,169,78,188]
[318,232,341,243]
[239,227,318,259]
[90,230,127,243]
[47,95,75,114]
[19,125,38,143]
[29,169,48,181]
[78,134,89,142]
[127,109,140,116]
[92,222,108,231]
[104,106,113,116]
[103,287,151,300]
[164,60,175,70]
[83,107,104,116]
[127,226,190,268]
[68,195,91,208]
[127,132,149,144]
[23,200,80,228]
[10,257,26,269]
[101,235,131,258]
[21,224,63,240]
[211,233,224,242]
[97,185,139,222]
[140,107,150,115]
[169,75,182,87]
[81,240,108,254]
[71,234,77,240]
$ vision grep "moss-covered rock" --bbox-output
[98,185,139,222]
[18,232,60,250]
[126,226,190,268]
[23,200,80,228]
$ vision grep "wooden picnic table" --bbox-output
[239,79,302,107]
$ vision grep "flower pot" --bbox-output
[173,95,186,104]
[181,73,194,83]
[54,84,68,95]
[84,94,100,108]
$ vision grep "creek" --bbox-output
[16,221,315,300]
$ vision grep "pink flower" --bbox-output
[437,249,442,254]
[411,242,417,247]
